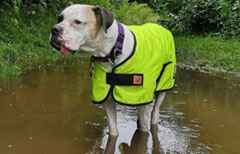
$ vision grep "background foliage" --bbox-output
[0,0,158,76]
[0,0,239,76]
[148,0,240,37]
[1,0,239,36]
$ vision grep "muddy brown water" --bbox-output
[0,60,240,154]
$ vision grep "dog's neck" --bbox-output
[81,20,134,71]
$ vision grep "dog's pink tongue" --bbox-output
[60,46,72,56]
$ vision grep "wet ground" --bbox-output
[0,60,240,154]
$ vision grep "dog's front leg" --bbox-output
[103,99,118,136]
[137,104,153,132]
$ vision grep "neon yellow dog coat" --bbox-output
[91,23,176,106]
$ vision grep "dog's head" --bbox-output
[50,4,114,56]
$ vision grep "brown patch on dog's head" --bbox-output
[84,7,102,39]
[92,6,114,33]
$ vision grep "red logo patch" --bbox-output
[133,75,142,85]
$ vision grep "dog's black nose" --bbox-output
[51,25,63,35]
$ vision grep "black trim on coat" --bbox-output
[156,61,173,85]
[112,92,153,106]
[91,31,175,106]
[112,31,137,72]
[91,86,113,104]
[155,86,174,93]
[91,31,137,105]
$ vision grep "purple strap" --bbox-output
[115,22,125,54]
[91,22,125,64]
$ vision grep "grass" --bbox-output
[0,2,239,77]
[175,35,240,74]
[0,2,158,77]
[0,7,84,77]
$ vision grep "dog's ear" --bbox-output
[67,2,73,7]
[92,6,114,33]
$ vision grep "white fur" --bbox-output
[59,5,91,51]
[57,4,167,136]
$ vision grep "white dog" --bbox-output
[50,4,176,136]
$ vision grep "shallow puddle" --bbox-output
[0,59,240,154]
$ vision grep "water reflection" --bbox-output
[98,103,193,154]
[103,126,163,154]
[118,129,149,154]
[0,60,240,154]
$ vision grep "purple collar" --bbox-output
[91,22,125,64]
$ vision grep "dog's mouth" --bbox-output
[50,39,74,56]
[60,46,73,56]
[50,39,61,51]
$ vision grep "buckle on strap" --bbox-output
[107,57,115,65]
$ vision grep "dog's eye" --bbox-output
[74,20,82,25]
[58,15,64,23]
